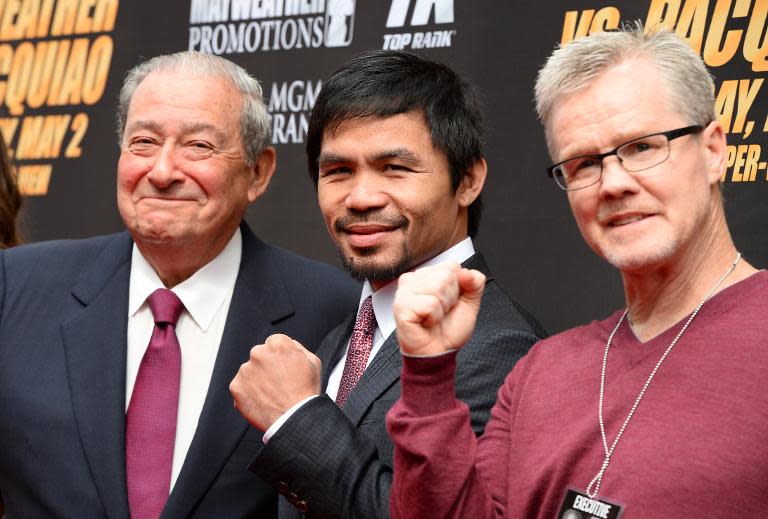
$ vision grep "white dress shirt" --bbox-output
[264,237,475,441]
[126,229,242,489]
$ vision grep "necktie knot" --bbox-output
[148,288,184,326]
[353,296,377,336]
[335,296,377,408]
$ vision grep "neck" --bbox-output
[136,233,234,288]
[622,217,756,342]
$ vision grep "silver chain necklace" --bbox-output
[585,252,742,499]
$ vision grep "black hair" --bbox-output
[307,50,485,237]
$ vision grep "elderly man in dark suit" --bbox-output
[230,50,546,518]
[0,51,358,518]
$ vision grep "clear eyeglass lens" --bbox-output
[554,133,672,190]
[617,134,669,171]
[555,157,602,190]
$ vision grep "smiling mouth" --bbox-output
[608,215,648,227]
[343,226,400,248]
[140,196,194,204]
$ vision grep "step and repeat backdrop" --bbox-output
[2,0,766,333]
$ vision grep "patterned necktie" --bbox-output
[336,296,377,408]
[126,288,184,519]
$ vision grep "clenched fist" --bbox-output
[230,333,322,432]
[393,262,485,356]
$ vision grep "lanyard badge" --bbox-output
[557,488,624,519]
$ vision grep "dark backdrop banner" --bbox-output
[2,0,765,333]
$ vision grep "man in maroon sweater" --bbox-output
[386,25,767,519]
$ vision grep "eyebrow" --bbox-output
[373,148,421,165]
[317,152,348,168]
[124,120,228,144]
[125,119,163,135]
[317,148,422,168]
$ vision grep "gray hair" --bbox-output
[116,51,271,166]
[534,23,715,146]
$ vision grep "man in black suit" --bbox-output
[230,50,546,518]
[0,51,358,518]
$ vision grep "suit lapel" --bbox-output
[61,233,133,519]
[317,315,355,391]
[341,332,402,425]
[163,225,295,519]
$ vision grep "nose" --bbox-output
[147,141,184,189]
[344,171,388,211]
[597,155,640,199]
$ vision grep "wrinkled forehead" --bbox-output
[544,61,678,159]
[126,69,244,134]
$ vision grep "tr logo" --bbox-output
[385,0,454,28]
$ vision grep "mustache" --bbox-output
[334,210,408,232]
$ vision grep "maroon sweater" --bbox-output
[388,271,768,518]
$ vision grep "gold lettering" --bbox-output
[646,0,681,30]
[743,0,768,72]
[0,116,19,150]
[81,34,110,103]
[733,78,762,134]
[714,80,737,132]
[75,0,96,33]
[36,0,55,36]
[64,112,87,157]
[0,42,11,103]
[51,36,87,105]
[561,10,594,44]
[5,40,32,115]
[25,39,59,108]
[703,0,742,66]
[50,0,79,36]
[674,0,709,53]
[92,0,118,32]
[590,7,620,34]
[729,143,761,181]
[17,164,52,195]
[16,114,71,159]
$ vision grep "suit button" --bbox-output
[277,481,289,494]
[286,491,299,505]
[296,500,308,513]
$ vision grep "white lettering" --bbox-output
[572,495,612,519]
[385,0,454,27]
[271,112,309,144]
[269,80,321,112]
[188,18,324,54]
[189,0,232,23]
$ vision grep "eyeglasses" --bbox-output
[547,125,704,191]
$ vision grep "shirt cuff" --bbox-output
[262,395,319,443]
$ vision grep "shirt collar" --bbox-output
[128,228,243,331]
[360,237,475,341]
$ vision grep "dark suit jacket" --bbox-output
[0,224,359,519]
[249,253,546,518]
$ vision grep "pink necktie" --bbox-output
[126,288,184,519]
[336,296,377,408]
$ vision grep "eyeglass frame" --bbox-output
[546,125,704,191]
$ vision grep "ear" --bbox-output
[457,158,487,208]
[247,146,277,203]
[700,120,727,186]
